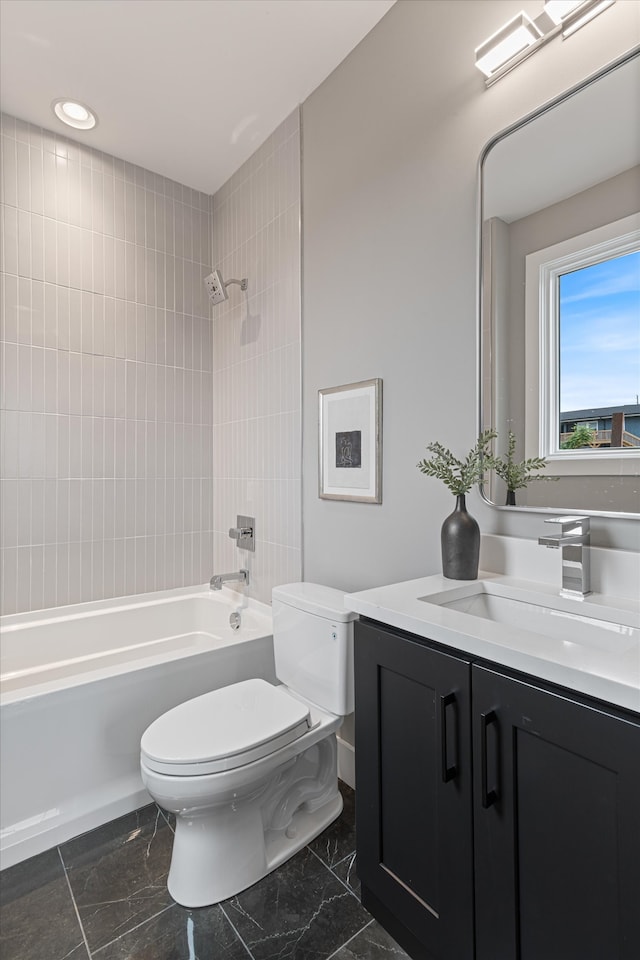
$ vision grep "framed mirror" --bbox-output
[479,49,640,518]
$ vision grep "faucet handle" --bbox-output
[229,526,253,539]
[228,514,255,552]
[544,516,590,535]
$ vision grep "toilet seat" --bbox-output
[141,678,312,776]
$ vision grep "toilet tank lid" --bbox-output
[272,582,358,623]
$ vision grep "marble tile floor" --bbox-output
[0,784,410,960]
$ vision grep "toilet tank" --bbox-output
[271,583,357,716]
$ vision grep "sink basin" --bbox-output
[419,582,639,654]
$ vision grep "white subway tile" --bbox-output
[41,543,57,608]
[66,480,80,541]
[1,135,17,207]
[30,544,45,610]
[2,204,18,277]
[0,479,18,547]
[31,346,45,412]
[16,479,31,546]
[30,213,44,282]
[57,413,69,477]
[43,412,57,478]
[80,539,92,602]
[2,341,18,412]
[55,541,69,608]
[68,541,82,605]
[42,282,58,349]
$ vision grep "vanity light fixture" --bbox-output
[553,0,615,37]
[543,0,587,23]
[52,98,97,130]
[476,1,616,86]
[474,12,542,79]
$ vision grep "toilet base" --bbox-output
[165,736,343,908]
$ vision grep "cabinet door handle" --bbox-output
[480,710,499,808]
[440,691,458,783]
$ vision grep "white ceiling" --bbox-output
[0,0,395,194]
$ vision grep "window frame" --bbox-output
[524,213,640,477]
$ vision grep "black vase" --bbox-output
[506,490,517,506]
[441,494,480,580]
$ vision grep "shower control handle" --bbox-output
[229,527,253,539]
[228,515,255,552]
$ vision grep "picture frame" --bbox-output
[319,378,382,503]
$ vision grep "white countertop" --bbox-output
[345,573,640,715]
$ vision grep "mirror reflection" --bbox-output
[480,51,640,516]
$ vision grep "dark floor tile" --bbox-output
[60,804,174,953]
[330,919,410,959]
[157,807,175,832]
[94,902,250,959]
[332,851,360,900]
[0,848,89,960]
[307,783,356,868]
[222,846,370,960]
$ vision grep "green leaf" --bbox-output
[417,430,497,496]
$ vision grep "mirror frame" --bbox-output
[477,47,640,521]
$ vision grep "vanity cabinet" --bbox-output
[354,619,640,960]
[354,620,474,960]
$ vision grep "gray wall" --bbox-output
[302,0,640,591]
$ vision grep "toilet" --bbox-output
[140,582,357,908]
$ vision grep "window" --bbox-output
[524,213,640,476]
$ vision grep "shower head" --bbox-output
[204,269,248,306]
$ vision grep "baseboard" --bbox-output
[337,735,355,790]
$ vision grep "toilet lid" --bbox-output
[140,679,311,776]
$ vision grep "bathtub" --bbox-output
[0,585,275,869]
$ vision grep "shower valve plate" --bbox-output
[229,514,255,552]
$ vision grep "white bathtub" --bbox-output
[0,585,275,869]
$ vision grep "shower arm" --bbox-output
[225,277,248,291]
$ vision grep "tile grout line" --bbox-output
[57,845,93,959]
[91,904,176,956]
[325,917,376,960]
[219,902,257,960]
[331,850,359,895]
[307,844,360,901]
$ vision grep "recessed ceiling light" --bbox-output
[52,98,97,131]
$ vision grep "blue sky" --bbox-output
[559,249,640,413]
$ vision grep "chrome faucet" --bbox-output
[209,568,250,591]
[538,516,591,598]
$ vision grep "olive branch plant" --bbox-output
[416,429,497,495]
[491,430,555,493]
[417,429,554,497]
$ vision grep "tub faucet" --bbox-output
[538,516,591,598]
[209,568,250,591]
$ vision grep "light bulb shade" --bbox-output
[52,98,97,130]
[543,1,586,24]
[561,0,615,37]
[475,12,543,78]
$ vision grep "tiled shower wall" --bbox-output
[211,110,302,603]
[0,114,214,614]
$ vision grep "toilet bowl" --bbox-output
[140,582,356,908]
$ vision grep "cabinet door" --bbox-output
[473,664,640,960]
[355,621,474,960]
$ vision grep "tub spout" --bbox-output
[209,569,250,591]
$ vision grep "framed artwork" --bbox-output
[318,378,382,503]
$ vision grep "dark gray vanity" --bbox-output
[353,614,640,960]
